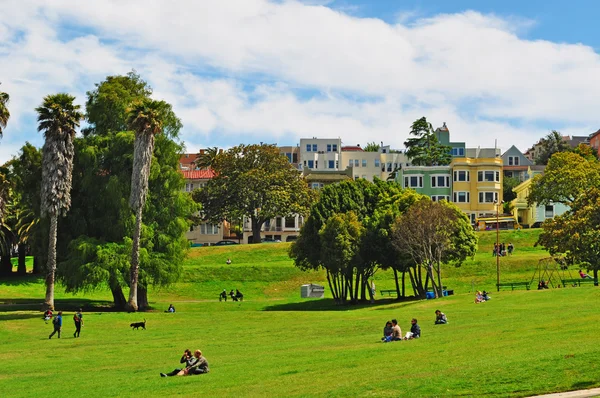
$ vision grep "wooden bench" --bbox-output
[561,278,598,287]
[496,282,531,291]
[380,289,397,297]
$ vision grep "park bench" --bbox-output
[560,278,598,287]
[380,289,397,297]
[496,282,531,291]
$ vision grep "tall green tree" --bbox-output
[535,130,571,165]
[194,144,314,244]
[37,93,83,310]
[392,199,477,298]
[528,152,600,206]
[125,99,165,312]
[404,117,452,166]
[0,83,9,139]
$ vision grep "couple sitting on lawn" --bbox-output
[161,349,209,377]
[381,318,421,342]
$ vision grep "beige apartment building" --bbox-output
[340,144,408,181]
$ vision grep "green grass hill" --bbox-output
[1,229,599,397]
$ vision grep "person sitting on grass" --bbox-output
[43,309,53,323]
[404,318,421,340]
[579,269,593,280]
[381,321,393,342]
[226,258,232,265]
[161,350,209,377]
[219,289,227,302]
[434,310,447,324]
[235,289,244,301]
[165,304,175,313]
[482,291,491,301]
[390,319,402,342]
[160,349,196,377]
[229,289,237,301]
[475,291,485,303]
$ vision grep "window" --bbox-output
[312,144,317,152]
[545,205,554,218]
[431,175,450,188]
[311,182,322,189]
[453,170,470,182]
[306,144,311,152]
[508,156,520,166]
[315,161,318,169]
[286,152,292,162]
[451,147,465,156]
[478,170,499,182]
[453,191,470,203]
[362,175,367,179]
[354,175,359,180]
[327,144,332,152]
[348,159,353,167]
[362,159,367,167]
[328,160,334,169]
[431,195,449,202]
[478,192,498,203]
[336,160,339,169]
[354,159,359,167]
[404,175,423,188]
[332,144,338,152]
[185,183,194,192]
[387,162,392,172]
[200,223,219,235]
[307,160,314,169]
[393,163,398,170]
[374,159,380,167]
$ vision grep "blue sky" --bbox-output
[1,0,599,162]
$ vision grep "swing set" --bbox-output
[529,256,575,288]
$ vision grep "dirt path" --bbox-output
[530,388,600,397]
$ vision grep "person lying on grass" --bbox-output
[404,318,421,340]
[161,349,209,377]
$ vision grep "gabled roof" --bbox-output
[590,129,600,139]
[181,169,215,179]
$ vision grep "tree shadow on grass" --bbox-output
[0,273,44,286]
[0,298,115,312]
[571,381,595,390]
[263,296,423,311]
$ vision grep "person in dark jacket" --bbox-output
[434,310,448,324]
[405,318,421,340]
[381,321,393,341]
[49,311,63,339]
[73,308,83,338]
[160,349,196,377]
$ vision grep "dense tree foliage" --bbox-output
[534,130,571,165]
[537,187,600,282]
[392,199,477,298]
[502,176,520,203]
[194,144,314,243]
[404,117,452,166]
[528,152,600,206]
[363,142,380,152]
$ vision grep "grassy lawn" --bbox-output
[1,229,599,397]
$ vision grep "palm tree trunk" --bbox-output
[17,244,27,275]
[127,205,143,312]
[44,214,58,310]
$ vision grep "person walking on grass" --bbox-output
[49,311,62,339]
[73,308,83,338]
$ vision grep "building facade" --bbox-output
[299,138,342,171]
[400,166,452,202]
[339,144,408,182]
[511,172,569,227]
[241,215,304,243]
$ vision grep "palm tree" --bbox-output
[125,99,164,311]
[36,93,83,310]
[194,146,219,169]
[0,83,9,139]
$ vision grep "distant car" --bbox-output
[285,236,298,242]
[261,238,282,243]
[214,240,239,246]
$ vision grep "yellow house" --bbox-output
[451,153,503,224]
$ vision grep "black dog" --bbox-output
[130,319,146,330]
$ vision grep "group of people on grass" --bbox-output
[475,291,490,303]
[161,349,209,377]
[47,308,84,339]
[381,310,449,342]
[219,289,244,301]
[493,242,514,257]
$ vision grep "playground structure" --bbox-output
[530,256,575,288]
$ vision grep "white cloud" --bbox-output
[0,0,599,162]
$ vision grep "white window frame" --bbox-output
[453,191,470,203]
[374,159,380,167]
[431,195,450,202]
[478,191,499,203]
[431,174,450,188]
[404,175,424,189]
[453,170,470,182]
[478,170,500,182]
[362,159,367,167]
